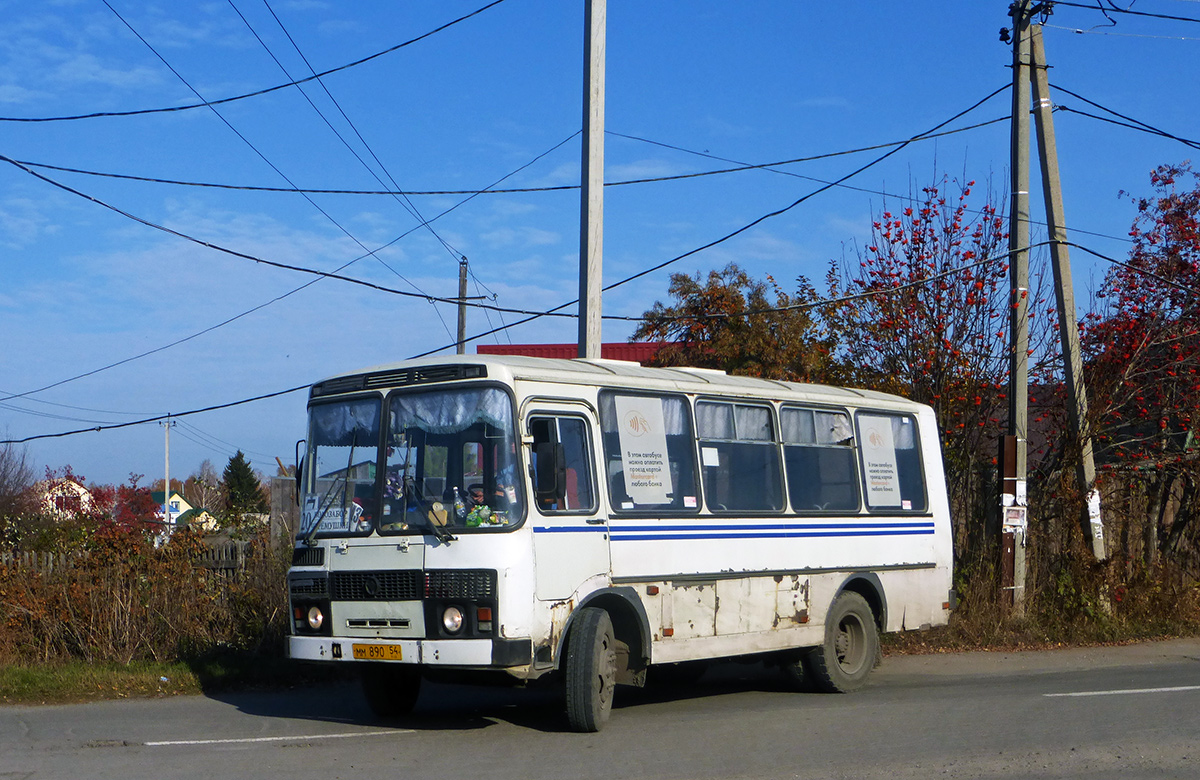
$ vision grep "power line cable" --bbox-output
[0,132,580,404]
[257,0,467,266]
[11,115,1010,196]
[0,243,1032,444]
[1050,82,1200,150]
[603,86,1009,291]
[1044,21,1200,39]
[2,385,308,445]
[0,0,509,124]
[221,0,457,340]
[1065,241,1199,294]
[101,0,455,344]
[0,157,594,317]
[0,87,1045,442]
[1051,0,1200,23]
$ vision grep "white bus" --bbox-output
[287,355,954,731]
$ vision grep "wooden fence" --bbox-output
[0,541,253,578]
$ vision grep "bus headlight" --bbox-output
[442,606,464,633]
[306,606,325,631]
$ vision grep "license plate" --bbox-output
[352,643,403,661]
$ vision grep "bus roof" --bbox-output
[312,354,923,409]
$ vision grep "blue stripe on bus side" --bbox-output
[610,522,935,533]
[532,522,935,539]
[610,528,935,541]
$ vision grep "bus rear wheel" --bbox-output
[360,664,422,718]
[804,591,878,693]
[564,607,617,732]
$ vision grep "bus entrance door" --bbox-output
[527,406,609,601]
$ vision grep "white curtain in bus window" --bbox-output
[390,387,510,434]
[613,395,672,505]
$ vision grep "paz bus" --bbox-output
[286,355,954,731]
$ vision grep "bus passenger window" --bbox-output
[696,400,784,512]
[781,407,861,513]
[599,393,699,513]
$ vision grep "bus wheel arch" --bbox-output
[559,587,651,687]
[837,573,887,634]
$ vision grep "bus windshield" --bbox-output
[298,386,524,540]
[380,386,524,534]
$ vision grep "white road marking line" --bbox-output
[1045,685,1200,698]
[146,730,411,747]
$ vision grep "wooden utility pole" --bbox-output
[578,0,606,359]
[1029,23,1106,560]
[1002,1,1032,613]
[457,257,468,355]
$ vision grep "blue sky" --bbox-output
[1,0,1197,486]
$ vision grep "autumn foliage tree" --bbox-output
[1082,163,1200,569]
[632,263,842,382]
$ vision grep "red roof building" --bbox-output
[475,342,667,363]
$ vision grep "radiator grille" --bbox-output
[330,570,423,601]
[425,570,495,600]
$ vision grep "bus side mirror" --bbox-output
[534,442,566,505]
[294,439,306,506]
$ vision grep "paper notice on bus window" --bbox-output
[300,494,362,534]
[859,415,902,507]
[614,395,672,505]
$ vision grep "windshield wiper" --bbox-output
[393,432,454,545]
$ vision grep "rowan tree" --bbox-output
[1082,162,1200,566]
[823,176,1045,554]
[632,263,843,382]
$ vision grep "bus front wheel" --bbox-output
[360,664,422,718]
[564,607,617,732]
[804,591,878,693]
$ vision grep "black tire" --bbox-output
[564,607,617,732]
[779,652,808,691]
[803,591,879,693]
[360,664,422,718]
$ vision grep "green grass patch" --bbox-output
[0,653,351,706]
[0,659,203,705]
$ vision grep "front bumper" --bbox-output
[288,634,531,667]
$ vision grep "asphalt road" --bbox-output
[3,638,1199,780]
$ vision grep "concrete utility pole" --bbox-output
[162,416,175,535]
[457,257,468,355]
[578,0,606,359]
[1029,23,1106,560]
[1002,1,1032,614]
